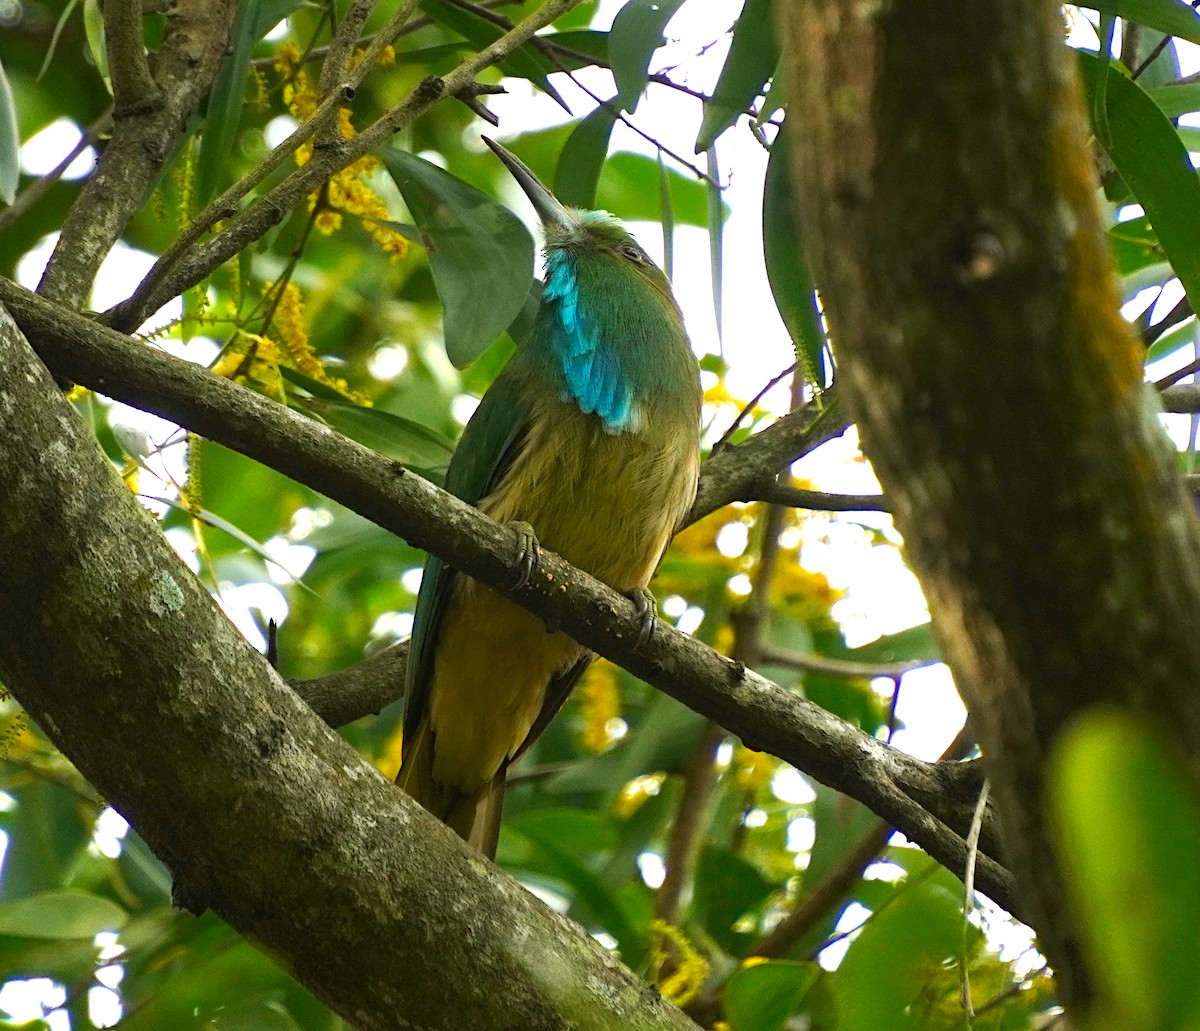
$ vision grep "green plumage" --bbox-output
[397,140,702,857]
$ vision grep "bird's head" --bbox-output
[482,137,680,316]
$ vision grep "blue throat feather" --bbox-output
[543,244,639,434]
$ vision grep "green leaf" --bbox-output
[763,132,826,386]
[1082,0,1200,47]
[0,890,127,939]
[847,622,940,665]
[597,152,720,227]
[197,0,301,205]
[658,149,674,278]
[307,400,453,475]
[540,29,611,70]
[0,783,93,905]
[82,0,111,93]
[1147,81,1200,116]
[39,0,82,80]
[724,960,819,1031]
[209,998,303,1031]
[707,146,724,345]
[695,0,778,152]
[1050,709,1200,1031]
[1078,51,1200,315]
[554,103,617,208]
[830,863,969,1031]
[505,815,644,963]
[691,846,775,951]
[380,147,536,367]
[419,0,567,109]
[1110,214,1164,276]
[608,0,687,112]
[0,57,19,205]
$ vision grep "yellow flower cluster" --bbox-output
[770,560,844,623]
[208,285,365,405]
[734,744,774,792]
[271,282,370,404]
[648,920,709,1007]
[277,42,407,259]
[577,661,621,753]
[613,772,666,819]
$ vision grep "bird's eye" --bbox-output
[620,244,644,263]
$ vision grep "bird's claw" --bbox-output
[508,520,540,590]
[627,587,658,648]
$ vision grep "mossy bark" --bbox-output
[779,0,1200,1013]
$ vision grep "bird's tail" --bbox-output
[397,719,506,859]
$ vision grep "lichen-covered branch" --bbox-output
[37,0,236,307]
[0,274,1017,914]
[779,0,1200,1013]
[107,0,584,332]
[0,299,700,1031]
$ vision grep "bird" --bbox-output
[396,137,702,858]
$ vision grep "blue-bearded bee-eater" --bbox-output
[397,138,702,857]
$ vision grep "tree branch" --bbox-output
[688,392,851,523]
[0,300,699,1031]
[37,0,237,307]
[779,0,1200,1011]
[106,0,584,332]
[0,274,1018,916]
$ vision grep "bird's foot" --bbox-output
[507,520,540,589]
[626,587,658,648]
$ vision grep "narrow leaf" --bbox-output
[1083,0,1200,47]
[695,0,778,152]
[1079,51,1200,314]
[553,102,617,208]
[706,146,724,349]
[39,0,81,80]
[82,0,111,93]
[198,0,301,205]
[419,0,568,109]
[608,0,687,112]
[540,29,611,70]
[380,148,535,367]
[658,149,674,279]
[1147,81,1200,116]
[0,57,19,205]
[763,132,826,386]
[597,151,723,227]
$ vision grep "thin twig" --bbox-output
[439,0,721,184]
[37,0,237,307]
[760,646,935,680]
[249,0,523,70]
[656,501,787,924]
[106,83,351,330]
[959,778,991,1022]
[1154,355,1200,391]
[751,483,891,512]
[107,0,585,332]
[318,0,378,99]
[0,112,111,236]
[712,364,798,454]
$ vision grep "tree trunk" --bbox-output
[779,0,1200,1014]
[0,301,698,1031]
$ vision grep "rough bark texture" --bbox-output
[780,0,1200,1013]
[0,302,699,1031]
[0,273,1017,913]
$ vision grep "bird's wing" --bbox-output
[404,373,530,744]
